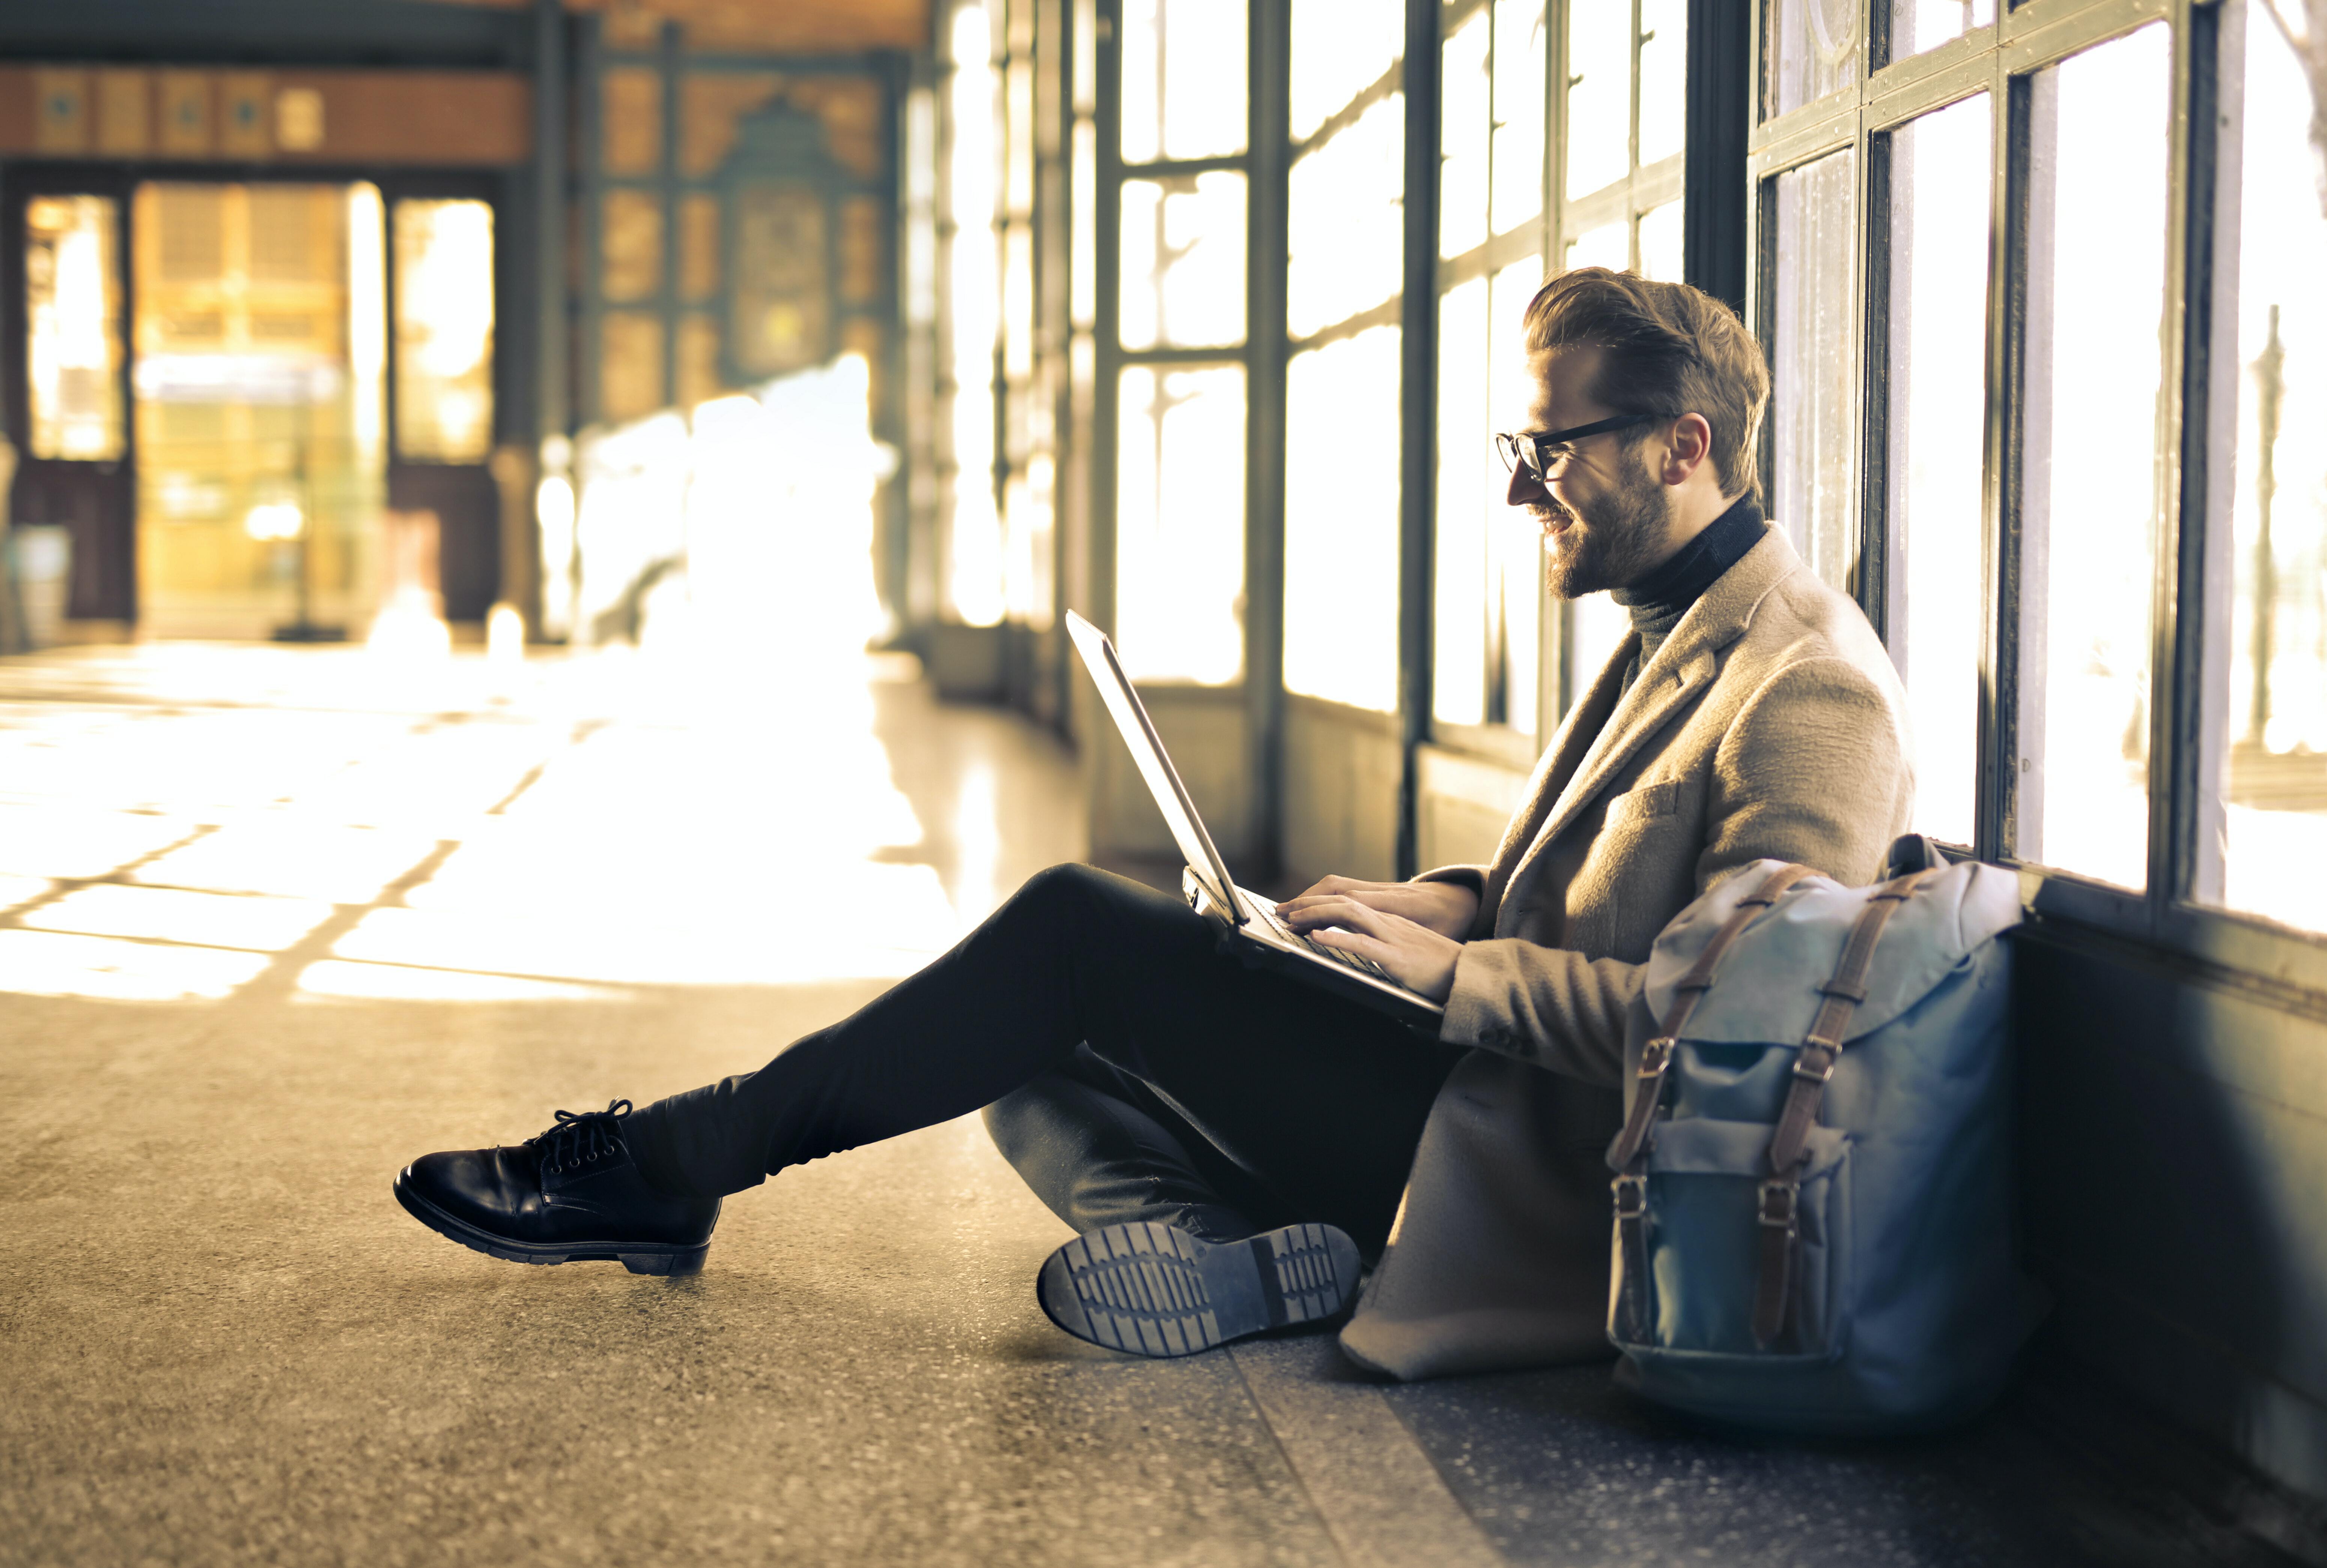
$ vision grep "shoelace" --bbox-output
[530,1099,634,1177]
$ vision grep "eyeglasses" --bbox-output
[1493,413,1666,480]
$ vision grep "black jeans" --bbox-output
[625,863,1465,1257]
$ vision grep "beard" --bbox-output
[1536,452,1673,600]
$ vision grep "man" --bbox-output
[393,270,1910,1374]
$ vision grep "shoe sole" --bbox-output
[1036,1221,1361,1358]
[392,1169,709,1277]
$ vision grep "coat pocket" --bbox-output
[1615,1117,1852,1361]
[1602,779,1680,824]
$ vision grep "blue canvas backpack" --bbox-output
[1603,838,2045,1434]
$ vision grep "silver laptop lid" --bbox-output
[1064,610,1245,922]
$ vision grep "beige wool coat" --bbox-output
[1338,525,1915,1382]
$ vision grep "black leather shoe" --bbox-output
[1036,1221,1361,1357]
[393,1100,719,1276]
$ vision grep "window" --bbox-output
[1766,148,1859,595]
[1433,0,1549,739]
[24,195,124,463]
[1116,363,1246,682]
[2019,26,2172,890]
[1880,94,1990,848]
[1113,0,1250,682]
[947,2,1006,626]
[1555,0,1690,705]
[1890,0,1994,66]
[1561,0,1687,272]
[1282,0,1404,711]
[1746,4,2312,938]
[391,199,495,464]
[2211,3,2327,932]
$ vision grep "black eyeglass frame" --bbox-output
[1493,412,1671,479]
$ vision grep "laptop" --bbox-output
[1065,610,1446,1032]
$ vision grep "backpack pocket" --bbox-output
[1615,1117,1853,1360]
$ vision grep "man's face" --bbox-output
[1507,347,1673,599]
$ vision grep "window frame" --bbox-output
[1427,0,1556,768]
[1746,0,2327,976]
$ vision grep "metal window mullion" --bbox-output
[1843,100,1872,618]
[1983,66,2033,866]
[2151,0,2218,910]
[1091,0,1123,636]
[1627,0,1644,268]
[1248,0,1292,881]
[1397,0,1442,879]
[1550,0,1577,719]
[1858,120,1892,642]
[568,4,594,432]
[659,20,682,410]
[2175,0,2242,909]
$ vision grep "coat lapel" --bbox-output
[1504,528,1803,888]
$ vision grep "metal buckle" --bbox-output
[1758,1180,1797,1229]
[1792,1046,1837,1085]
[1638,1037,1675,1077]
[1612,1173,1647,1219]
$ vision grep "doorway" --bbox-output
[133,181,383,639]
[8,173,501,640]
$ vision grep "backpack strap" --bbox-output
[1751,868,1945,1347]
[1608,861,1814,1341]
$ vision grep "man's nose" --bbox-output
[1506,461,1546,508]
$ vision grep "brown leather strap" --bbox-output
[1608,862,1813,1342]
[1606,863,1816,1174]
[1614,1171,1651,1341]
[1750,868,1943,1346]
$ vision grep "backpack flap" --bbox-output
[1637,859,2023,1054]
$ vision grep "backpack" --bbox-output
[1603,836,2046,1435]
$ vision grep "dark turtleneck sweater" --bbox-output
[1613,493,1768,694]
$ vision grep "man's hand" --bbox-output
[1274,876,1480,1004]
[1278,875,1479,939]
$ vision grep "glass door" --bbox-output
[6,178,135,627]
[385,191,500,624]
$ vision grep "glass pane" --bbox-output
[2020,25,2170,887]
[1119,172,1246,349]
[391,199,494,464]
[1440,12,1492,260]
[1434,277,1490,726]
[1287,95,1404,338]
[1488,259,1544,732]
[950,2,1005,626]
[1884,95,1989,848]
[131,183,382,637]
[1116,363,1245,682]
[1638,0,1689,167]
[1890,0,1994,67]
[1638,199,1684,281]
[1285,326,1401,710]
[1489,0,1546,233]
[25,194,124,462]
[1767,0,1862,118]
[1290,0,1404,142]
[1769,148,1858,593]
[2216,10,2327,931]
[1565,0,1630,199]
[1121,0,1247,161]
[1563,219,1628,272]
[1568,586,1633,704]
[1071,118,1097,327]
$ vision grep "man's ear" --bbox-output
[1661,413,1714,485]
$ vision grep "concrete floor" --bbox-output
[0,641,2299,1567]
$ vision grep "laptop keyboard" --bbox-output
[1252,900,1395,982]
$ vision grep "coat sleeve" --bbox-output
[1433,656,1913,1085]
[1412,864,1493,940]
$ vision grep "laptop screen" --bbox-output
[1064,611,1242,918]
